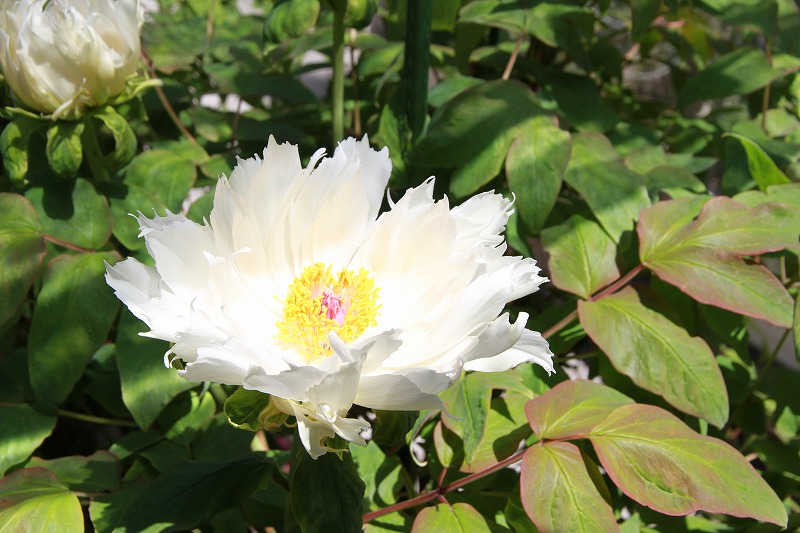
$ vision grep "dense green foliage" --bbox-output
[1,0,799,531]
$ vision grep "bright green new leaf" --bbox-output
[639,196,796,327]
[0,193,45,327]
[124,149,197,213]
[89,453,273,532]
[563,133,650,242]
[91,107,137,169]
[0,468,83,533]
[224,387,272,432]
[524,379,633,440]
[46,120,84,177]
[25,178,113,250]
[725,133,791,191]
[0,117,44,185]
[506,115,571,233]
[264,0,320,43]
[579,288,729,426]
[291,451,365,533]
[520,442,618,533]
[116,309,195,430]
[678,47,800,108]
[589,404,788,526]
[0,404,56,476]
[28,252,121,412]
[411,80,542,198]
[26,451,120,493]
[411,503,492,533]
[541,215,620,299]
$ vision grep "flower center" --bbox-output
[276,263,380,362]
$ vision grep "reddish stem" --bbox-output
[44,234,93,253]
[590,264,644,301]
[362,447,527,523]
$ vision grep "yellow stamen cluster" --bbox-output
[276,263,380,363]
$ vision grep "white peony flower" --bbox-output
[106,137,553,458]
[0,0,143,119]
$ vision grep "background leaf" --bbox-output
[291,451,365,533]
[0,404,56,476]
[0,193,45,326]
[411,503,492,533]
[115,309,196,430]
[28,252,121,412]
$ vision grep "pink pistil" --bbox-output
[321,290,346,326]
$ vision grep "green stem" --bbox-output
[81,117,110,182]
[58,409,138,428]
[402,1,432,141]
[331,9,345,146]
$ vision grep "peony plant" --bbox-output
[106,136,554,458]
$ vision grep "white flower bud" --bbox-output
[0,0,143,120]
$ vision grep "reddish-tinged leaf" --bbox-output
[0,467,83,533]
[639,196,795,327]
[579,288,729,427]
[411,503,491,533]
[525,380,633,440]
[589,404,788,526]
[521,442,618,533]
[541,215,620,299]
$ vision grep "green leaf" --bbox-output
[725,133,791,191]
[563,133,650,242]
[0,404,56,475]
[91,107,137,169]
[579,287,729,426]
[105,183,169,251]
[411,80,542,198]
[224,387,272,432]
[539,71,618,132]
[541,215,620,299]
[678,47,800,108]
[372,409,418,448]
[0,117,44,185]
[589,404,788,526]
[142,15,207,74]
[527,5,595,71]
[90,453,273,532]
[795,295,800,364]
[639,196,796,327]
[506,115,571,233]
[643,165,707,200]
[116,308,195,430]
[25,178,113,250]
[26,451,120,492]
[411,503,492,533]
[0,194,45,327]
[28,252,121,411]
[46,121,84,177]
[351,441,402,511]
[525,379,633,440]
[163,390,216,445]
[124,149,197,213]
[0,468,83,533]
[291,451,365,533]
[520,442,618,533]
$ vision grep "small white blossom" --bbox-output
[106,137,553,458]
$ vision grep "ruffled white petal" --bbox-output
[465,329,554,374]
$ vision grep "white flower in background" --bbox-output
[0,0,143,120]
[106,137,554,458]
